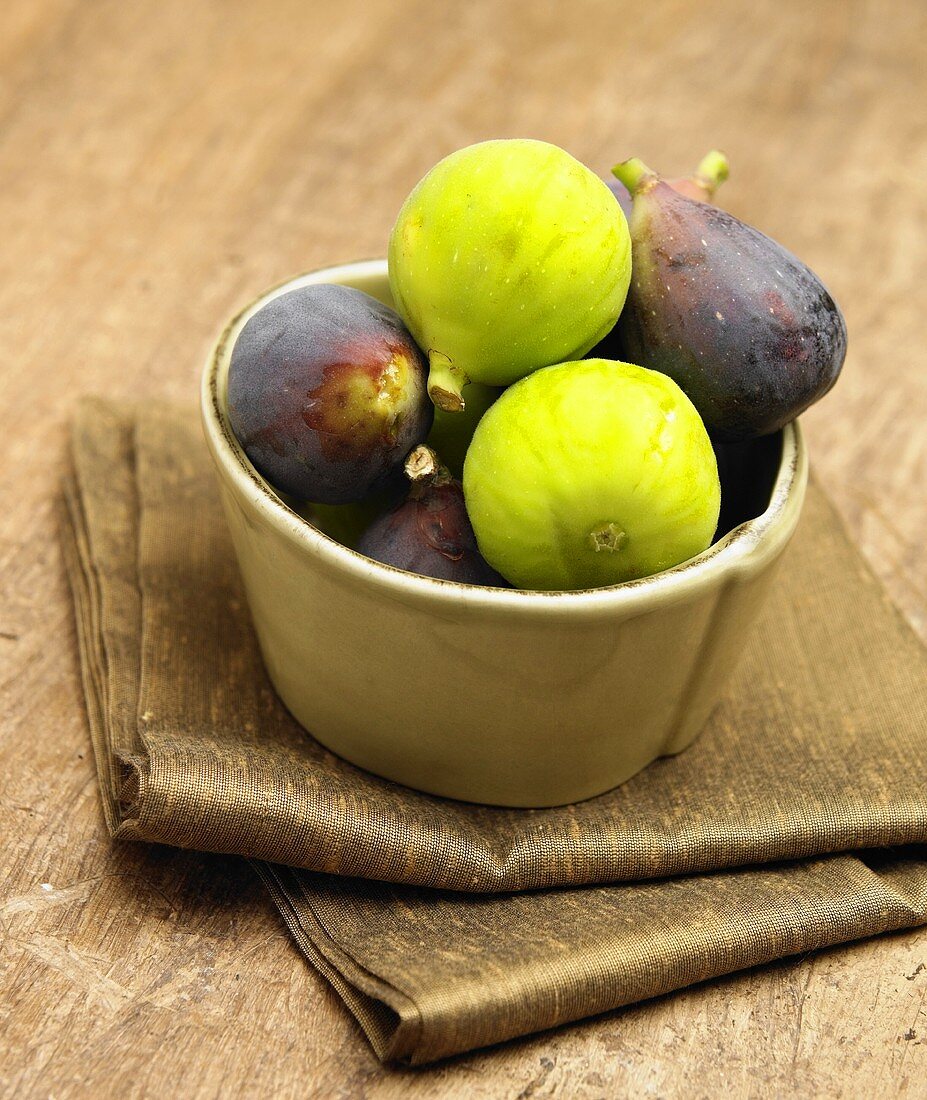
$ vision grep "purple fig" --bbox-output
[357,446,507,586]
[228,284,433,503]
[612,157,847,440]
[606,149,730,222]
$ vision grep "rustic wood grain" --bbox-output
[0,0,924,1095]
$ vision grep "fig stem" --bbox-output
[693,149,730,195]
[427,351,468,413]
[611,157,657,195]
[405,444,439,482]
[404,443,453,488]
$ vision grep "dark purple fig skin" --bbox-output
[606,173,717,223]
[357,475,507,587]
[606,152,727,224]
[227,284,433,503]
[606,178,635,224]
[616,180,847,441]
[594,153,730,361]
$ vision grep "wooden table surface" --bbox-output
[2,0,925,1096]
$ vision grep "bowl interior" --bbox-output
[714,433,783,539]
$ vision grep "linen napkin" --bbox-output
[62,398,927,1064]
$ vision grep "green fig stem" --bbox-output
[427,351,468,413]
[611,157,657,195]
[693,149,730,195]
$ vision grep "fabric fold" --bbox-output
[262,850,927,1064]
[62,398,927,1063]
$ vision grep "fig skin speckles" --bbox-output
[609,158,847,441]
[227,284,433,503]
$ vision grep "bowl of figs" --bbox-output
[201,139,844,807]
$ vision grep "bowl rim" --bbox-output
[201,259,808,616]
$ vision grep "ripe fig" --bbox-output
[612,157,847,441]
[228,284,433,503]
[388,139,631,412]
[606,149,729,222]
[357,446,507,587]
[463,359,720,591]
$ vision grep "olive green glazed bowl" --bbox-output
[201,260,808,808]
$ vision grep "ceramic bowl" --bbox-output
[201,260,808,808]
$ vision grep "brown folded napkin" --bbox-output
[62,398,927,1064]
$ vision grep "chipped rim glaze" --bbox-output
[201,259,808,618]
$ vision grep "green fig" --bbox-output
[463,359,721,590]
[388,139,631,411]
